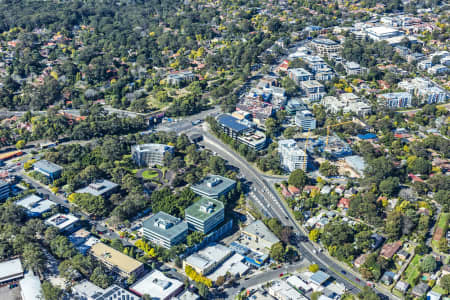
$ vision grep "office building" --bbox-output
[300,80,325,102]
[45,213,80,234]
[295,110,316,131]
[0,258,24,286]
[33,160,63,180]
[242,220,280,252]
[90,243,144,278]
[278,139,308,172]
[0,180,10,201]
[75,179,119,198]
[184,244,233,275]
[310,38,340,57]
[377,92,412,108]
[132,144,174,167]
[130,270,184,300]
[237,130,267,150]
[185,197,225,234]
[366,26,404,41]
[16,194,55,217]
[143,212,188,249]
[288,68,313,85]
[216,113,254,139]
[190,175,236,199]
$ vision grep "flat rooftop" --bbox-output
[75,179,118,197]
[312,38,339,46]
[208,253,249,281]
[33,160,62,173]
[130,270,183,298]
[191,175,236,197]
[16,194,55,215]
[44,213,79,230]
[72,280,105,299]
[185,244,232,272]
[217,114,249,132]
[185,197,224,222]
[0,258,23,280]
[132,143,174,153]
[301,80,323,88]
[90,243,143,274]
[143,211,188,240]
[242,220,280,245]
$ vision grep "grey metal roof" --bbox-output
[143,211,188,240]
[190,175,236,198]
[75,179,118,197]
[310,271,330,285]
[217,114,248,132]
[34,160,63,173]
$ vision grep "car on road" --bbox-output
[279,273,283,277]
[355,278,361,282]
[341,270,346,275]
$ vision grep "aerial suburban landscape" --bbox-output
[0,0,449,299]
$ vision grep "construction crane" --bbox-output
[303,129,311,170]
[326,121,354,147]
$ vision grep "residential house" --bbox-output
[380,241,402,259]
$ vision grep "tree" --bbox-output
[407,156,431,175]
[420,255,437,273]
[440,274,450,295]
[309,229,320,242]
[187,231,204,247]
[22,243,45,273]
[283,126,297,139]
[379,177,399,196]
[270,242,285,262]
[438,238,449,254]
[319,161,338,177]
[41,282,63,300]
[90,267,113,289]
[288,169,307,189]
[15,139,26,149]
[216,275,226,286]
[110,239,124,252]
[309,264,319,272]
[358,286,380,300]
[384,212,402,240]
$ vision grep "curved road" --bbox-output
[193,125,398,299]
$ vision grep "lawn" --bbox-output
[141,169,160,180]
[437,213,449,230]
[404,254,422,286]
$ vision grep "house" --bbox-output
[412,282,429,298]
[129,270,184,300]
[370,233,385,250]
[33,160,63,180]
[190,175,236,199]
[354,253,369,268]
[338,198,351,209]
[142,212,189,249]
[397,250,410,260]
[394,281,409,294]
[380,241,402,259]
[288,185,301,195]
[380,271,395,285]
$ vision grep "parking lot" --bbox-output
[0,284,21,300]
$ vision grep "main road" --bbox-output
[191,124,398,299]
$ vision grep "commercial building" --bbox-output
[173,290,200,300]
[0,180,10,201]
[166,71,195,86]
[208,253,249,282]
[132,144,174,167]
[0,258,24,286]
[130,270,184,300]
[75,179,119,198]
[241,220,280,252]
[142,212,189,249]
[33,160,63,180]
[286,99,308,115]
[190,175,236,200]
[71,280,106,300]
[310,270,331,286]
[300,80,325,102]
[378,92,412,108]
[16,194,55,217]
[366,26,404,41]
[295,110,316,131]
[90,243,144,278]
[184,244,233,275]
[185,197,224,234]
[310,38,341,57]
[269,280,307,300]
[288,68,313,84]
[278,139,308,172]
[216,114,267,150]
[45,213,80,234]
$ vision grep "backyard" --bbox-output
[403,254,423,286]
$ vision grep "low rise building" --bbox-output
[366,26,404,41]
[132,144,174,167]
[19,271,42,300]
[322,95,371,116]
[208,253,249,282]
[295,110,316,131]
[45,213,80,234]
[72,280,106,300]
[90,243,144,278]
[428,64,448,75]
[310,38,341,57]
[278,139,308,172]
[0,258,24,286]
[143,212,188,249]
[301,80,325,102]
[166,71,195,86]
[216,114,267,150]
[190,175,236,200]
[269,280,307,300]
[344,61,361,75]
[16,194,55,217]
[75,179,119,198]
[173,290,200,300]
[33,160,63,180]
[399,77,448,104]
[184,244,233,275]
[288,68,313,84]
[377,92,411,108]
[129,270,184,300]
[185,197,224,234]
[241,220,280,253]
[0,180,10,201]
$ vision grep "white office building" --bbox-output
[295,110,316,131]
[132,143,174,167]
[278,139,308,172]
